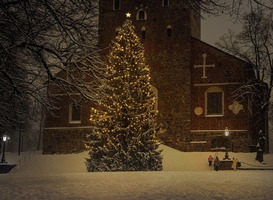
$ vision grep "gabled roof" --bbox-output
[191,37,251,65]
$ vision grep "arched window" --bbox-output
[137,9,147,20]
[162,0,169,7]
[141,26,146,39]
[205,86,224,117]
[167,25,172,37]
[113,0,120,10]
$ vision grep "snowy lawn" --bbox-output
[1,145,273,200]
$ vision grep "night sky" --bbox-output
[201,14,242,46]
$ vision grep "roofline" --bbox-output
[191,37,251,65]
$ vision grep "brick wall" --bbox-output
[43,1,258,153]
[43,128,90,154]
[99,0,196,151]
[189,38,256,152]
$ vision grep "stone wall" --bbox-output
[189,131,250,152]
[43,128,90,154]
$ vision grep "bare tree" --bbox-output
[187,0,273,16]
[1,0,273,149]
[0,0,103,132]
[216,7,273,152]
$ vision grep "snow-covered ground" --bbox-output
[1,145,273,200]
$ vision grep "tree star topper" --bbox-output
[126,12,131,18]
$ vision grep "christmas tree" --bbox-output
[86,14,163,172]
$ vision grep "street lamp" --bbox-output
[1,135,8,163]
[223,127,230,160]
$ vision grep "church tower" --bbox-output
[43,0,259,154]
[99,0,201,149]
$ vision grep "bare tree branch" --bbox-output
[0,0,102,130]
[216,7,273,152]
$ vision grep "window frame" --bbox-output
[162,0,169,7]
[205,86,224,117]
[136,9,147,20]
[115,27,120,36]
[69,103,82,124]
[167,25,172,37]
[113,0,120,10]
[141,26,146,39]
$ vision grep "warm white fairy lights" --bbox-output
[86,17,162,172]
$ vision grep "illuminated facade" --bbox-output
[43,0,259,153]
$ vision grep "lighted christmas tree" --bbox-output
[86,14,162,172]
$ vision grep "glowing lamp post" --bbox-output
[0,135,16,173]
[223,127,230,160]
[1,135,8,163]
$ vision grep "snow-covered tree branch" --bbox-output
[86,17,162,172]
[0,0,103,131]
[216,7,273,152]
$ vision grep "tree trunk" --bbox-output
[37,108,44,150]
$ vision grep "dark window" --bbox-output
[71,104,81,122]
[114,0,120,10]
[167,26,172,37]
[115,30,119,36]
[207,92,222,115]
[163,0,169,6]
[138,10,145,20]
[142,30,145,39]
[141,27,146,39]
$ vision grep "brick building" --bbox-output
[43,0,260,153]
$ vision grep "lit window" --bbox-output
[141,26,146,39]
[205,86,224,116]
[162,0,169,7]
[137,9,147,20]
[167,25,172,37]
[69,103,81,123]
[113,0,120,10]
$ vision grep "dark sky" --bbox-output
[201,2,253,46]
[201,14,242,46]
